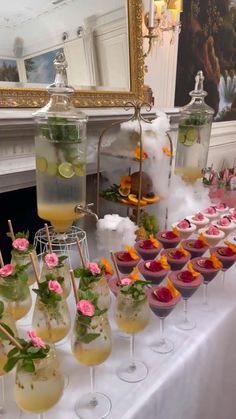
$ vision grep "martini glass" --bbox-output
[147,287,180,353]
[161,248,190,271]
[114,288,150,382]
[134,240,163,260]
[169,271,203,330]
[71,312,112,418]
[191,257,222,311]
[138,259,169,286]
[181,239,208,258]
[210,246,236,288]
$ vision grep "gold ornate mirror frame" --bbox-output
[0,0,145,108]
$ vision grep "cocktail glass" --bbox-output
[210,246,236,288]
[79,274,111,312]
[147,287,180,353]
[14,346,64,418]
[114,289,150,382]
[0,276,32,322]
[71,313,112,418]
[11,250,39,286]
[32,297,71,344]
[169,271,203,330]
[191,257,222,311]
[40,251,71,299]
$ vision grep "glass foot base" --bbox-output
[75,392,111,419]
[201,302,214,312]
[117,360,148,383]
[151,338,174,354]
[175,318,196,331]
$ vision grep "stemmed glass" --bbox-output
[114,281,150,382]
[210,243,236,288]
[147,283,181,353]
[70,272,112,419]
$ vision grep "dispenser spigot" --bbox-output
[74,203,98,222]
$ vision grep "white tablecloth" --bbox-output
[6,265,236,419]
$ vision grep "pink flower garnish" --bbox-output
[76,300,95,316]
[162,231,178,239]
[48,280,63,294]
[218,247,235,257]
[145,260,163,272]
[120,277,133,286]
[0,264,14,277]
[44,253,58,268]
[169,250,185,260]
[117,252,133,262]
[140,240,155,249]
[204,206,216,215]
[27,330,46,348]
[215,203,226,210]
[218,216,231,227]
[179,271,195,283]
[206,226,220,235]
[87,262,101,276]
[177,219,191,229]
[193,212,204,221]
[12,238,29,252]
[193,240,205,249]
[154,287,173,302]
[204,260,214,269]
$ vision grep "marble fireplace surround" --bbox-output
[0,108,235,193]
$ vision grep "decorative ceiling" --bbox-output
[0,0,74,28]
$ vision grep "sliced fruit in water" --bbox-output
[73,162,85,176]
[36,156,47,172]
[58,162,75,178]
[47,162,58,176]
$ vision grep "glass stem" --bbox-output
[222,270,226,288]
[183,299,188,323]
[90,367,97,406]
[203,282,208,305]
[38,414,44,419]
[129,334,136,370]
[0,375,5,411]
[160,317,165,344]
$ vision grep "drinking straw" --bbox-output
[44,223,53,253]
[29,252,40,285]
[0,324,22,350]
[69,270,79,304]
[76,238,86,268]
[110,251,121,282]
[7,220,15,241]
[0,251,4,268]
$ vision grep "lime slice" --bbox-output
[184,128,197,146]
[58,162,75,178]
[73,162,85,176]
[36,156,47,172]
[47,162,58,176]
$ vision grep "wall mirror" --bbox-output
[0,0,145,108]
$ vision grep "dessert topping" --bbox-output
[218,247,235,257]
[140,234,159,249]
[145,256,170,272]
[179,271,196,283]
[101,258,113,275]
[204,206,216,215]
[204,253,222,269]
[215,203,227,210]
[162,228,179,239]
[153,287,173,302]
[224,241,236,254]
[206,225,220,236]
[193,212,204,221]
[186,261,200,277]
[197,232,209,247]
[177,219,191,229]
[128,267,140,281]
[124,246,139,261]
[218,216,231,226]
[117,252,133,262]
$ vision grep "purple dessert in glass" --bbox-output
[138,259,169,285]
[169,270,203,300]
[114,250,140,274]
[161,247,190,271]
[182,238,208,258]
[191,256,222,283]
[156,230,181,249]
[134,238,162,260]
[210,246,236,270]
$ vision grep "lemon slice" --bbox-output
[36,156,47,172]
[58,162,75,178]
[47,162,58,176]
[73,162,85,176]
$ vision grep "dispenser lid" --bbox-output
[181,70,214,116]
[33,52,87,122]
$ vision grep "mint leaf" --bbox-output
[22,358,35,373]
[78,333,100,343]
[4,357,18,372]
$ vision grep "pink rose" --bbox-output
[87,262,101,276]
[215,203,226,210]
[177,219,191,229]
[27,330,46,348]
[204,207,216,215]
[48,280,63,294]
[44,253,58,268]
[193,212,204,221]
[0,264,14,277]
[206,226,220,236]
[12,238,29,252]
[218,216,231,226]
[76,300,95,316]
[120,277,133,286]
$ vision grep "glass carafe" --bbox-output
[175,71,214,183]
[33,52,88,233]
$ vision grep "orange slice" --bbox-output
[120,198,130,204]
[142,196,160,204]
[128,194,147,206]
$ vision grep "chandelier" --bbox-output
[143,0,183,57]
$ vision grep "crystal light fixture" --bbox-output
[143,0,183,57]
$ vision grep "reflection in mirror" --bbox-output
[0,0,129,91]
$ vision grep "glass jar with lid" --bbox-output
[175,71,214,183]
[33,52,88,233]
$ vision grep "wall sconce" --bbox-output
[143,0,183,57]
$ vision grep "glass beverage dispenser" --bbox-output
[175,71,214,183]
[33,53,88,233]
